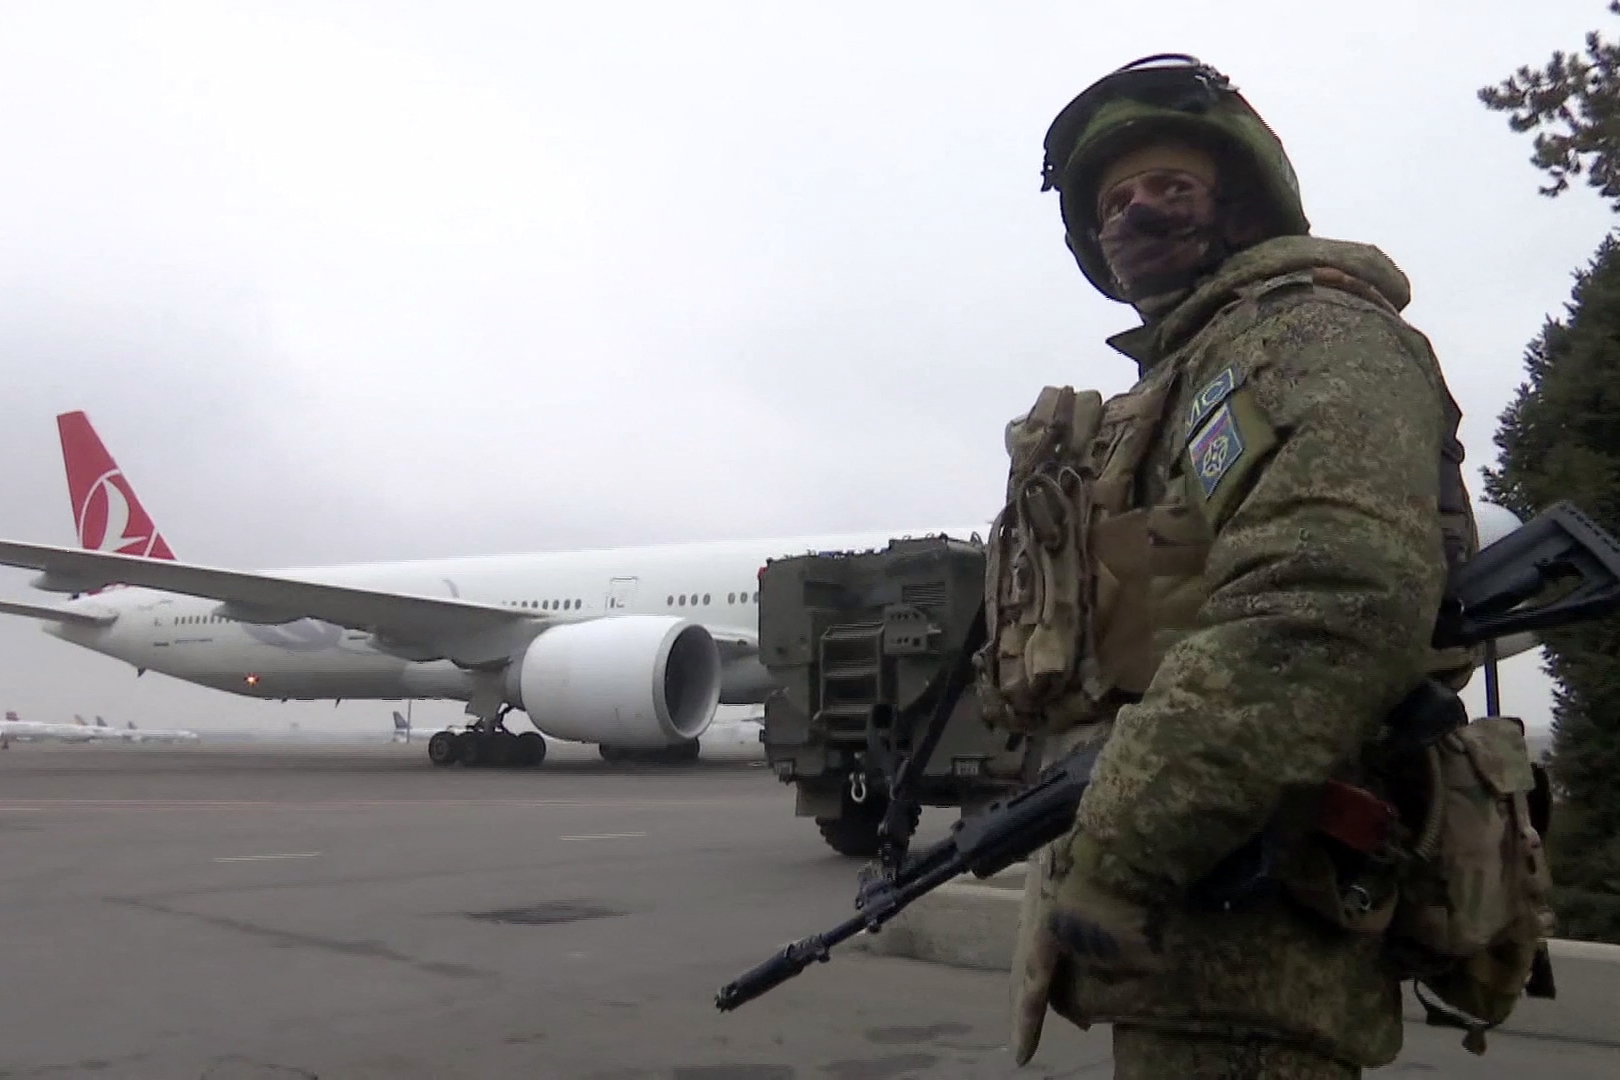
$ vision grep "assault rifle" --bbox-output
[714,501,1620,1012]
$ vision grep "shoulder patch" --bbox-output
[1185,367,1237,434]
[1188,403,1245,498]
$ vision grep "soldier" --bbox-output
[978,56,1480,1078]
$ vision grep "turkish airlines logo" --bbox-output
[77,469,160,556]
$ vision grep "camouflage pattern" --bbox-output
[1013,232,1474,1069]
[1112,1025,1360,1080]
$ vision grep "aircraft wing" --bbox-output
[0,539,548,667]
[0,596,116,627]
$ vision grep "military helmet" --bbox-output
[1041,54,1311,301]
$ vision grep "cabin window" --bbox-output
[702,594,710,605]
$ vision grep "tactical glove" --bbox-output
[1046,832,1169,974]
[1009,831,1170,1066]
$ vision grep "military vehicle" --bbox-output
[756,533,1038,856]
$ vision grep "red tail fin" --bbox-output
[56,411,175,560]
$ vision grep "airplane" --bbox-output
[0,413,1538,772]
[2,709,102,743]
[86,713,200,744]
[392,710,411,743]
[0,412,988,770]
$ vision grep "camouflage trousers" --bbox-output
[1112,1026,1360,1080]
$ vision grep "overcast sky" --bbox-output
[0,1,1611,735]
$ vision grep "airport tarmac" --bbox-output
[0,742,1614,1079]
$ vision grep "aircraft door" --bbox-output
[605,576,638,612]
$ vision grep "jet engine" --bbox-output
[512,615,722,748]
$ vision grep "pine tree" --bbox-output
[1479,2,1620,211]
[1481,5,1620,942]
[1482,239,1620,942]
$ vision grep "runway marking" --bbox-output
[557,832,648,841]
[212,852,323,863]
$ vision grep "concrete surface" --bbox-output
[0,741,1614,1078]
[853,862,1620,1055]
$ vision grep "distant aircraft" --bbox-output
[3,709,104,743]
[392,710,411,743]
[84,713,199,744]
[0,411,985,770]
[0,710,198,745]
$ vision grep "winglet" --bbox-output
[57,411,176,560]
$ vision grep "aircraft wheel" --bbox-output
[427,730,459,766]
[666,738,701,764]
[486,732,518,767]
[456,731,482,767]
[599,744,627,764]
[516,731,547,767]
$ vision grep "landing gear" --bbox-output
[515,731,547,766]
[425,707,548,769]
[427,730,458,766]
[597,738,702,766]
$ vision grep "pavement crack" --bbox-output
[105,896,489,980]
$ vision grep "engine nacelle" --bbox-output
[513,615,722,748]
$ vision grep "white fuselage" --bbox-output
[42,526,986,705]
[1,718,101,743]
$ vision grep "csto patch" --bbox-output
[1185,366,1236,434]
[1181,369,1279,525]
[1189,404,1244,498]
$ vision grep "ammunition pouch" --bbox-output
[977,385,1105,734]
[977,366,1188,737]
[1246,695,1556,1055]
[1382,713,1556,1052]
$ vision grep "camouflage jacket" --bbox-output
[1044,234,1475,1066]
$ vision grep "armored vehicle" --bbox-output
[757,533,1038,856]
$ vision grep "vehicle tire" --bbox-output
[815,811,881,857]
[516,731,546,766]
[814,787,919,858]
[815,790,886,858]
[427,730,459,766]
[457,731,482,767]
[599,744,626,764]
